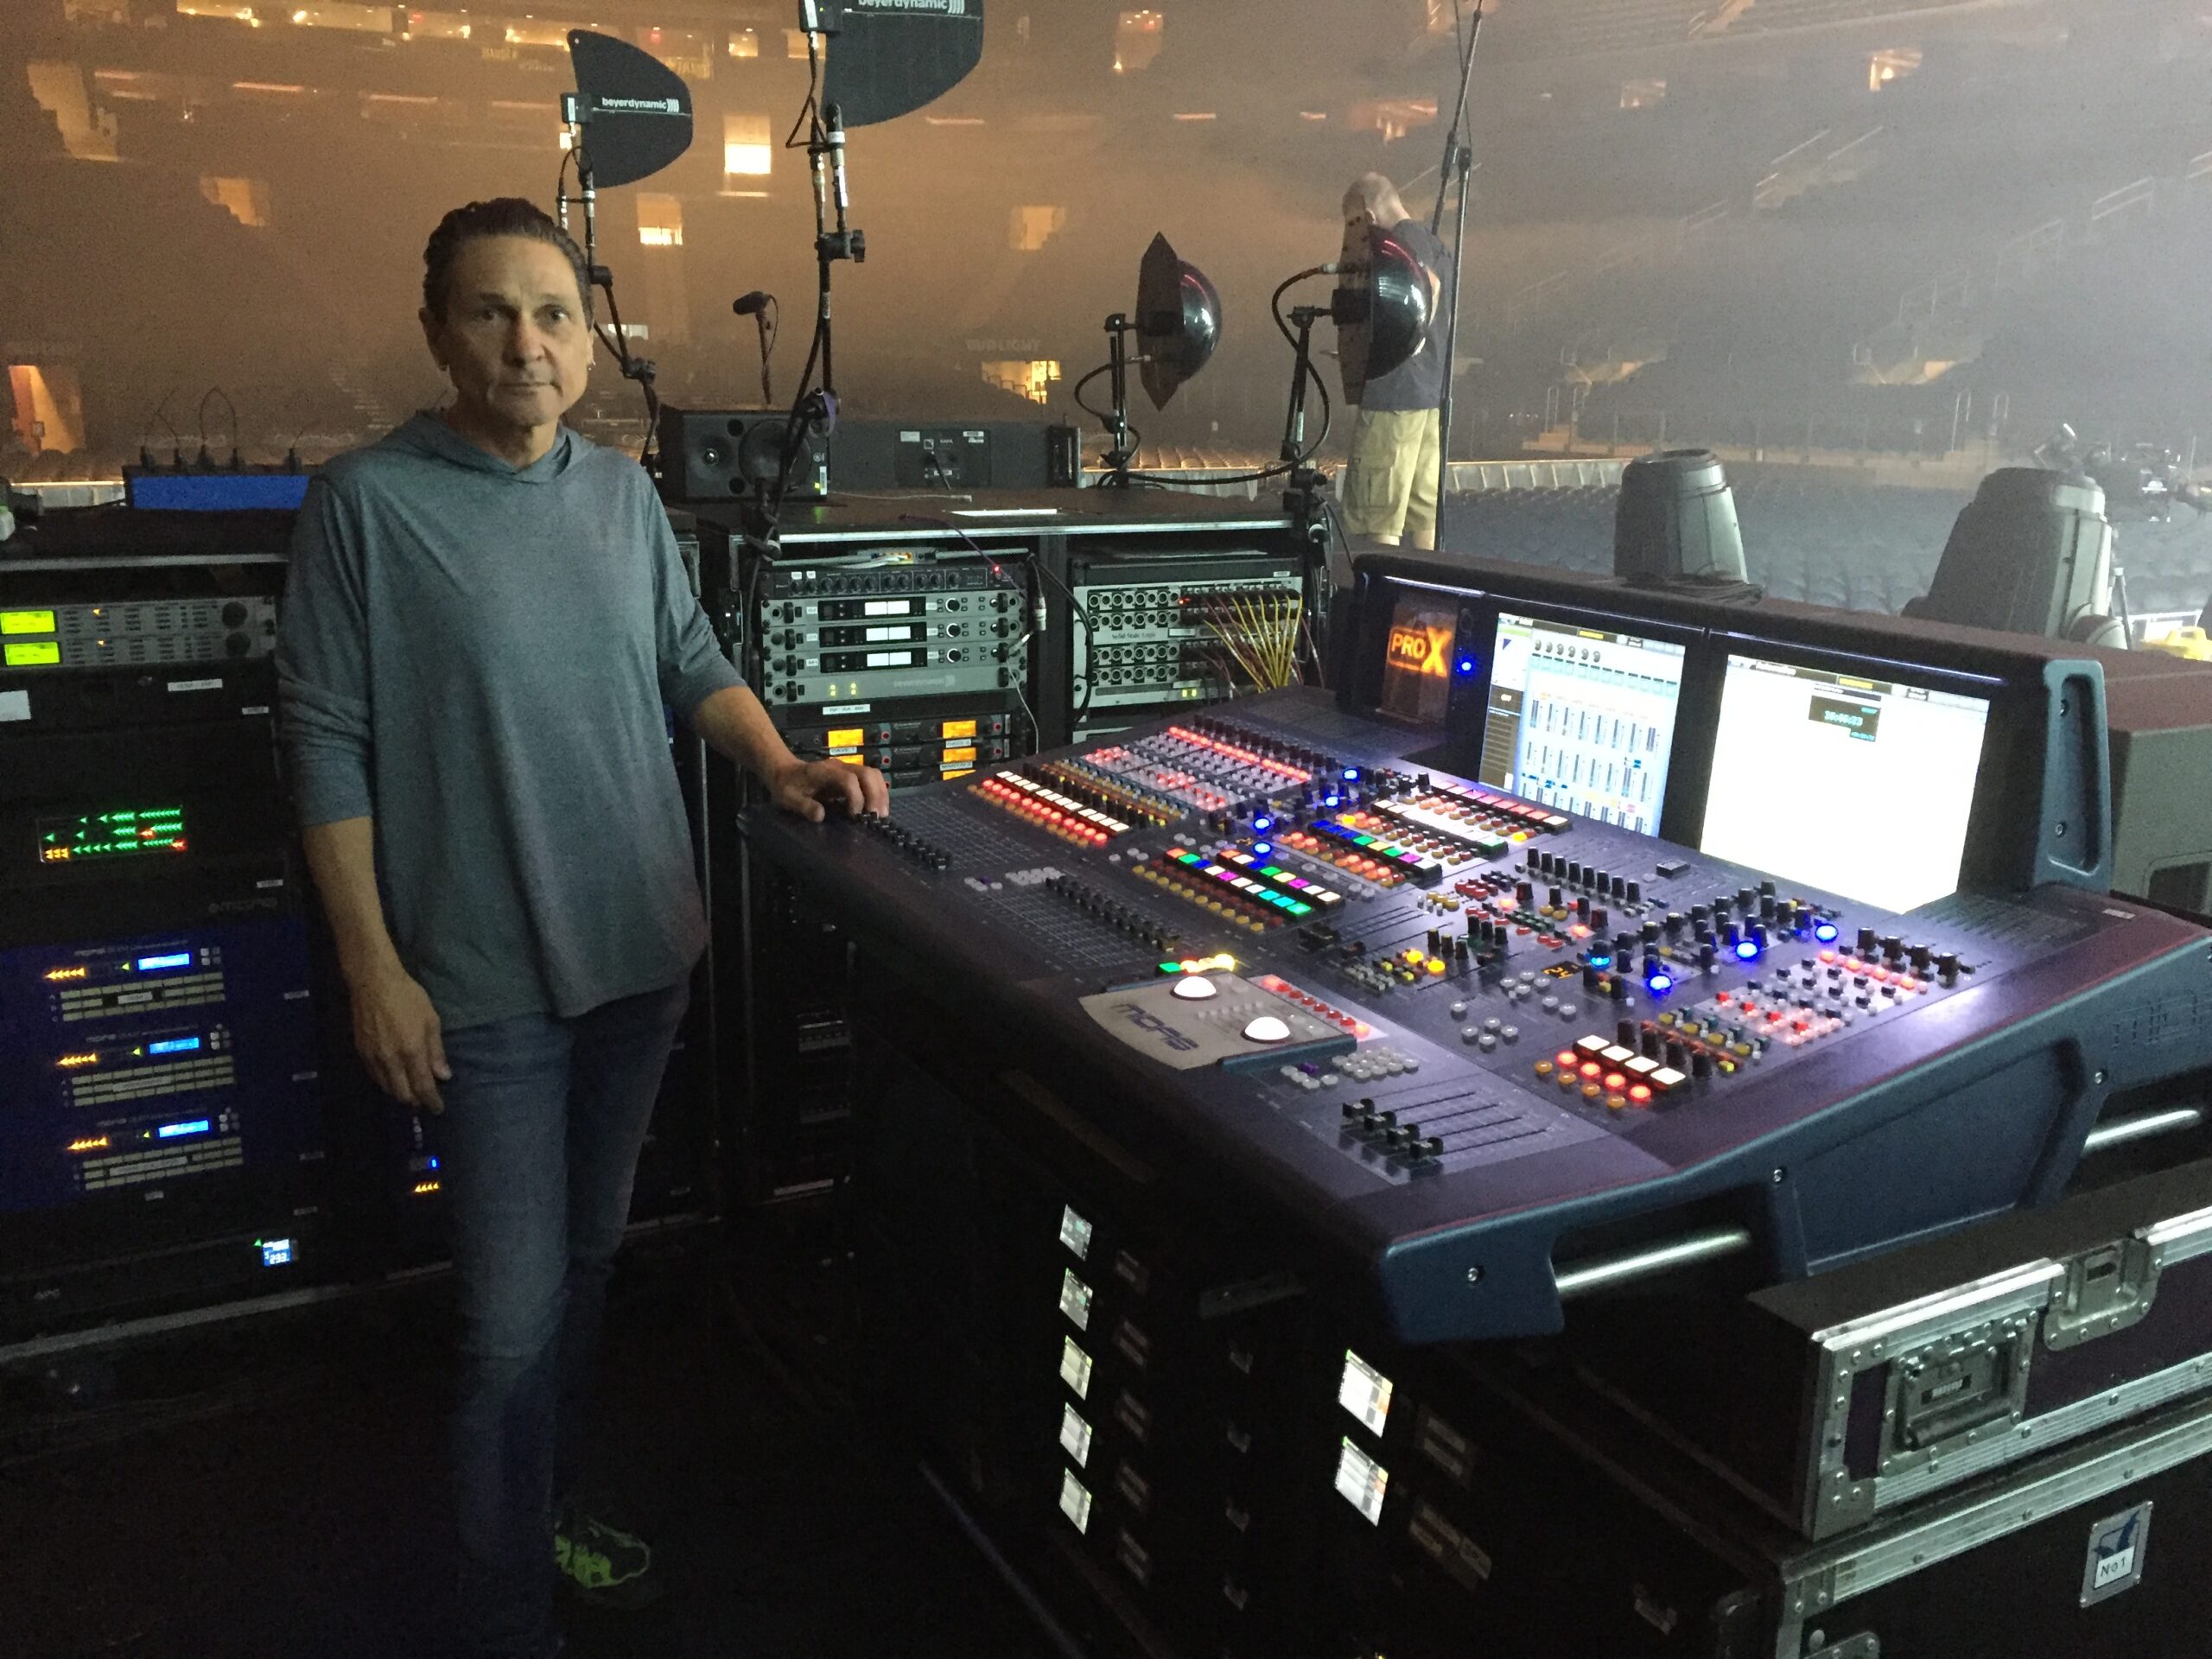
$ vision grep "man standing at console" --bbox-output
[278,197,887,1659]
[1337,173,1452,551]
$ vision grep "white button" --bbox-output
[1171,976,1217,1001]
[1242,1015,1291,1044]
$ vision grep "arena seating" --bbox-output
[1436,471,2212,621]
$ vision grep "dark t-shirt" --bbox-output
[1359,219,1452,414]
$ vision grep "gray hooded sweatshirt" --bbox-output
[276,412,744,1030]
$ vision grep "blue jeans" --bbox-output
[431,980,690,1659]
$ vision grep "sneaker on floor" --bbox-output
[554,1509,666,1610]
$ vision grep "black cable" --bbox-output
[592,276,658,467]
[1270,268,1323,350]
[1118,273,1332,493]
[907,517,1103,738]
[200,387,239,459]
[783,29,823,151]
[1070,360,1116,429]
[141,387,181,461]
[762,318,829,536]
[977,550,1041,749]
[1269,270,1336,464]
[1069,361,1140,483]
[738,541,765,687]
[761,30,835,534]
[1122,373,1328,493]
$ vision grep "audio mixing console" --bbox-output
[747,680,2212,1342]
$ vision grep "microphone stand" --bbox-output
[1279,306,1326,486]
[570,124,661,470]
[1429,3,1484,538]
[769,16,865,517]
[733,297,775,406]
[1099,316,1139,487]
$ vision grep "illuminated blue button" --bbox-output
[1735,940,1761,961]
[1814,921,1840,943]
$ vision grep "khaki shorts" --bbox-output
[1339,407,1441,549]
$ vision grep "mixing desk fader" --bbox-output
[747,588,2212,1341]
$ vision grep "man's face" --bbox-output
[422,235,592,439]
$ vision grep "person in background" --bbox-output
[277,196,887,1659]
[1337,172,1452,551]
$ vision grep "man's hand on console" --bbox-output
[768,755,891,823]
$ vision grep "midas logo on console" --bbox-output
[1110,1002,1200,1053]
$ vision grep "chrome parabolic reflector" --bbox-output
[1335,222,1433,404]
[1136,232,1223,410]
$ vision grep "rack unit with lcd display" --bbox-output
[0,552,328,1342]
